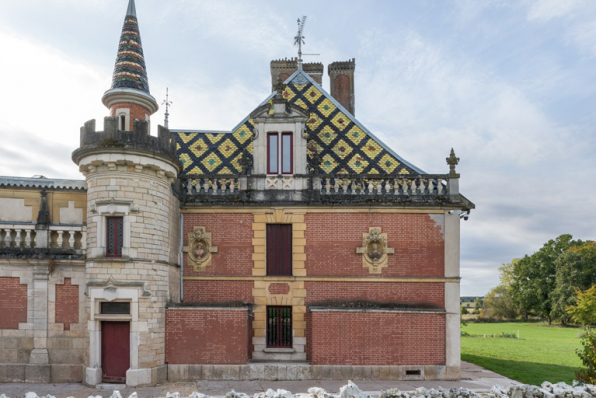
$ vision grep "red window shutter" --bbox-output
[266,224,292,276]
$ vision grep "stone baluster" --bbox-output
[402,178,409,195]
[393,179,399,195]
[202,179,209,195]
[342,178,349,194]
[57,230,64,249]
[68,230,75,249]
[324,178,331,195]
[25,230,32,248]
[5,229,13,247]
[376,180,382,194]
[366,180,373,194]
[333,178,339,194]
[14,229,22,248]
[229,179,235,194]
[411,179,418,196]
[419,179,426,195]
[428,179,435,195]
[186,180,193,195]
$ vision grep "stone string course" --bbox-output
[3,381,595,398]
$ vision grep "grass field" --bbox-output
[461,322,583,385]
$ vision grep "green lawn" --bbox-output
[461,322,583,385]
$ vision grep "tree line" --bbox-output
[481,234,596,325]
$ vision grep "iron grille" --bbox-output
[267,306,292,348]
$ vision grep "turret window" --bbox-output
[267,132,293,175]
[106,216,124,257]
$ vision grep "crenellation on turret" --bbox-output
[74,118,177,161]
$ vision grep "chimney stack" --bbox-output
[328,59,356,116]
[270,58,324,91]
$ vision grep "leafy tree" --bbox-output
[551,242,596,324]
[474,296,481,310]
[460,305,468,315]
[509,234,581,324]
[566,285,596,326]
[575,329,596,384]
[482,284,518,320]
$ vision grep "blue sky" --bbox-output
[0,0,595,296]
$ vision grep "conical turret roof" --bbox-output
[109,0,150,93]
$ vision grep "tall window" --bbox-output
[267,133,278,174]
[266,224,292,276]
[267,132,293,174]
[267,306,292,348]
[106,217,123,257]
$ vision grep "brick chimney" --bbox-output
[270,58,324,91]
[328,59,355,116]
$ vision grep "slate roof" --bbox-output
[0,176,87,190]
[174,69,424,176]
[109,0,150,94]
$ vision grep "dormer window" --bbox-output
[267,132,293,175]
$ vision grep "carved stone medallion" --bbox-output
[182,226,218,272]
[356,227,394,274]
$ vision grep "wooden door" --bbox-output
[101,321,130,383]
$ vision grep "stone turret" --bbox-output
[328,59,356,115]
[72,0,181,388]
[102,0,159,131]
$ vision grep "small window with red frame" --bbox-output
[106,217,123,257]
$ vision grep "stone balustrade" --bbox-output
[319,175,449,196]
[0,224,37,248]
[182,175,240,196]
[0,223,86,253]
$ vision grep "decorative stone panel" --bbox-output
[182,226,218,273]
[356,227,394,274]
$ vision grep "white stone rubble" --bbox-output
[6,381,596,398]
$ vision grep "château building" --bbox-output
[0,0,474,386]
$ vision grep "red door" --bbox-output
[101,321,130,383]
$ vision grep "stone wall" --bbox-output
[0,260,85,383]
[165,308,249,364]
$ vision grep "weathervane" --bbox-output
[294,16,307,65]
[162,88,172,128]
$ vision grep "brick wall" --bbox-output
[109,102,151,131]
[0,277,27,329]
[304,213,444,277]
[305,282,444,308]
[182,213,253,276]
[183,280,253,303]
[55,278,79,331]
[165,308,248,364]
[310,311,446,365]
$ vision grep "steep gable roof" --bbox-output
[173,68,424,176]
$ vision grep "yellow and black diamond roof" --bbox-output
[173,69,424,176]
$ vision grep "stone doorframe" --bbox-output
[85,280,151,386]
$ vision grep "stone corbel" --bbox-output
[356,227,394,274]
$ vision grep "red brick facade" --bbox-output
[182,213,253,276]
[305,282,444,308]
[304,213,444,277]
[165,309,248,364]
[0,277,27,329]
[310,311,446,365]
[183,280,253,303]
[55,278,79,331]
[109,102,151,131]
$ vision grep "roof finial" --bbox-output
[126,0,137,17]
[294,16,307,68]
[446,148,460,177]
[162,88,172,128]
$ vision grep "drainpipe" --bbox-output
[179,213,184,302]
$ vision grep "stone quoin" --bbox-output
[0,0,474,386]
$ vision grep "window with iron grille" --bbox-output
[266,224,292,276]
[267,306,292,348]
[106,217,123,257]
